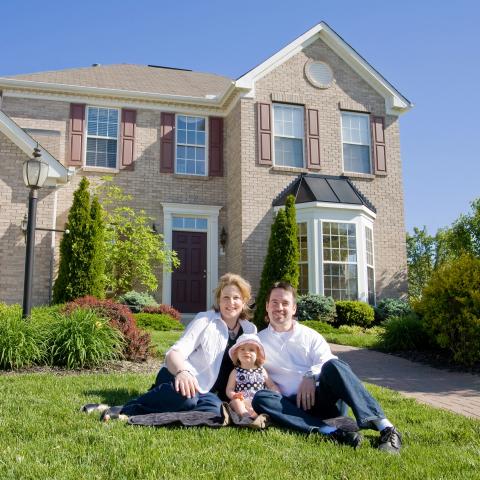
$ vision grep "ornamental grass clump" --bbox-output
[46,309,124,369]
[0,307,45,370]
[379,313,432,352]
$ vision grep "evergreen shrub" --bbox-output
[118,291,158,313]
[134,313,185,331]
[63,297,151,361]
[374,298,412,324]
[379,313,431,352]
[301,320,337,334]
[335,301,375,328]
[142,304,181,321]
[415,254,480,366]
[296,294,336,322]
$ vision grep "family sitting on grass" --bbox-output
[90,273,402,454]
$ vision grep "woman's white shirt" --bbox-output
[166,310,257,393]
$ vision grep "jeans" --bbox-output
[120,367,223,417]
[252,358,385,434]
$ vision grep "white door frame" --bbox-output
[161,202,222,311]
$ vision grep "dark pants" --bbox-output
[252,358,385,434]
[120,367,223,417]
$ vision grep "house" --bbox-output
[0,22,412,312]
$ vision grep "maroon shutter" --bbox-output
[372,116,386,174]
[307,108,321,170]
[209,117,223,176]
[68,104,85,166]
[160,112,175,173]
[257,102,272,165]
[120,109,136,170]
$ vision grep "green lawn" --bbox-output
[1,371,479,479]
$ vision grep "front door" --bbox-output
[171,231,207,313]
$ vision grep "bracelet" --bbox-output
[175,369,192,378]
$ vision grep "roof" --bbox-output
[273,173,376,213]
[4,64,233,100]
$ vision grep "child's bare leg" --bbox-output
[244,399,258,419]
[229,398,250,417]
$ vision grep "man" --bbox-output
[253,281,402,453]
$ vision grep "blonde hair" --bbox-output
[213,273,253,320]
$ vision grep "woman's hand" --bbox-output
[174,370,200,398]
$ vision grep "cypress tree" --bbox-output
[88,195,106,298]
[254,195,300,326]
[53,177,94,303]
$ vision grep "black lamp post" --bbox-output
[22,147,49,318]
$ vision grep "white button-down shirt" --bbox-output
[258,321,337,396]
[167,310,257,393]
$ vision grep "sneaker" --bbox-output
[330,429,363,449]
[246,414,270,430]
[100,406,128,422]
[80,403,110,414]
[221,402,231,426]
[378,427,402,454]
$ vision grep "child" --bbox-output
[226,333,279,423]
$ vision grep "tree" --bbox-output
[96,178,179,296]
[254,195,299,326]
[53,177,106,303]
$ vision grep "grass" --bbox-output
[0,371,479,479]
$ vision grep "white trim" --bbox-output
[235,22,412,115]
[0,109,71,185]
[161,202,222,312]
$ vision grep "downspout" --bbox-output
[48,188,58,303]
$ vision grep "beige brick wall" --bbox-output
[238,37,407,299]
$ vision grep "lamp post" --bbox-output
[22,147,49,318]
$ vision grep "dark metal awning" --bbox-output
[273,173,376,213]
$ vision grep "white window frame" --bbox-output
[340,111,371,174]
[273,103,305,168]
[175,114,208,176]
[161,202,221,311]
[84,106,120,170]
[365,226,376,305]
[297,222,309,295]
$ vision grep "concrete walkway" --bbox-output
[330,344,480,420]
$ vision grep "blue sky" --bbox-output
[1,0,478,234]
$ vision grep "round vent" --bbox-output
[305,61,334,89]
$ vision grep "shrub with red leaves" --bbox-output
[63,296,151,361]
[142,304,181,322]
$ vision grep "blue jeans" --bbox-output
[252,358,385,434]
[120,367,223,416]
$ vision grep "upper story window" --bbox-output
[176,115,207,176]
[273,104,304,168]
[341,112,371,174]
[86,107,119,168]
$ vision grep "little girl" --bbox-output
[226,333,279,423]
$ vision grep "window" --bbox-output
[322,222,358,300]
[86,107,119,168]
[341,112,371,174]
[176,115,206,175]
[297,222,309,295]
[365,226,375,305]
[172,216,208,231]
[273,104,304,168]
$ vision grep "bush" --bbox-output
[142,304,182,321]
[335,301,375,328]
[379,313,431,352]
[296,294,336,322]
[45,309,124,369]
[375,298,412,324]
[63,296,151,361]
[415,254,480,366]
[0,309,45,369]
[301,320,337,334]
[118,291,158,313]
[134,313,185,332]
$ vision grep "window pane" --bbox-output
[177,130,186,144]
[343,144,370,173]
[274,138,303,167]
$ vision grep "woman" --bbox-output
[103,273,257,420]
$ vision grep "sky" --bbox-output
[1,0,478,234]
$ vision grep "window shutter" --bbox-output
[160,112,175,173]
[68,104,85,166]
[372,116,386,174]
[209,117,223,176]
[307,108,321,170]
[257,102,272,165]
[120,109,136,170]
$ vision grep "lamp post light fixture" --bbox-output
[22,147,49,318]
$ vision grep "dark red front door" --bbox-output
[171,231,207,313]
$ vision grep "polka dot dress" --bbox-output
[234,367,266,400]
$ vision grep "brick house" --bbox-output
[0,22,412,312]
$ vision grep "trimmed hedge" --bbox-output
[134,313,185,332]
[296,294,336,322]
[335,301,375,328]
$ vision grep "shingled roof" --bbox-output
[273,173,376,213]
[6,64,233,98]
